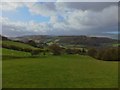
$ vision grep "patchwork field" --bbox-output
[2,48,118,88]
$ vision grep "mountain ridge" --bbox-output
[9,35,118,47]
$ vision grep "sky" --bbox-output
[0,0,119,39]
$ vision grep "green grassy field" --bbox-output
[2,48,30,56]
[1,48,31,60]
[2,41,37,49]
[2,48,118,88]
[112,43,120,47]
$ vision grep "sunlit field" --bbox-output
[2,48,118,88]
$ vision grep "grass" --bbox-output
[2,48,30,56]
[2,41,37,49]
[2,49,118,88]
[112,43,120,47]
[1,48,31,60]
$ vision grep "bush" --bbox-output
[88,47,119,61]
[81,48,87,55]
[30,49,44,56]
[2,44,22,51]
[49,44,62,55]
[2,43,33,52]
[26,40,37,47]
[101,48,118,61]
[88,48,97,58]
[65,48,75,54]
[65,48,82,55]
[96,49,104,60]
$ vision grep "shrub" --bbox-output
[30,49,44,56]
[2,44,22,51]
[26,40,37,47]
[101,48,118,61]
[96,49,104,60]
[88,48,97,58]
[65,48,87,55]
[81,48,87,55]
[49,44,62,55]
[88,47,119,61]
[65,48,75,54]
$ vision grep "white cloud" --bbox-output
[1,2,24,11]
[67,5,118,28]
[1,17,50,36]
[1,0,38,2]
[50,16,59,24]
[50,5,118,33]
[1,2,118,38]
[27,2,57,17]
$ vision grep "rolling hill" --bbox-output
[0,35,39,55]
[11,35,118,47]
[2,41,37,50]
[0,35,38,49]
[1,35,118,88]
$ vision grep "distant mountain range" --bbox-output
[8,35,118,47]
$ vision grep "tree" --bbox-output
[49,44,62,55]
[101,48,118,61]
[81,48,87,55]
[43,49,49,55]
[65,48,82,55]
[96,49,104,60]
[27,40,37,47]
[65,48,74,54]
[30,49,43,56]
[88,48,97,58]
[94,47,119,61]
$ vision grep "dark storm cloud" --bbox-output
[38,2,56,11]
[62,2,117,11]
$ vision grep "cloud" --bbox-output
[67,5,118,27]
[51,5,118,34]
[56,0,119,2]
[1,0,119,2]
[1,17,50,37]
[1,2,24,11]
[26,2,57,17]
[55,2,117,11]
[1,2,118,39]
[1,0,38,2]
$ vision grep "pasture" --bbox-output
[2,41,37,49]
[2,48,118,88]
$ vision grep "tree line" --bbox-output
[2,43,87,56]
[2,43,45,56]
[2,42,119,61]
[88,47,119,61]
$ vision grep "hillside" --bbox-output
[57,36,118,47]
[0,35,10,41]
[2,41,37,49]
[2,35,119,88]
[12,35,118,47]
[2,48,30,57]
[1,35,38,52]
[11,35,53,43]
